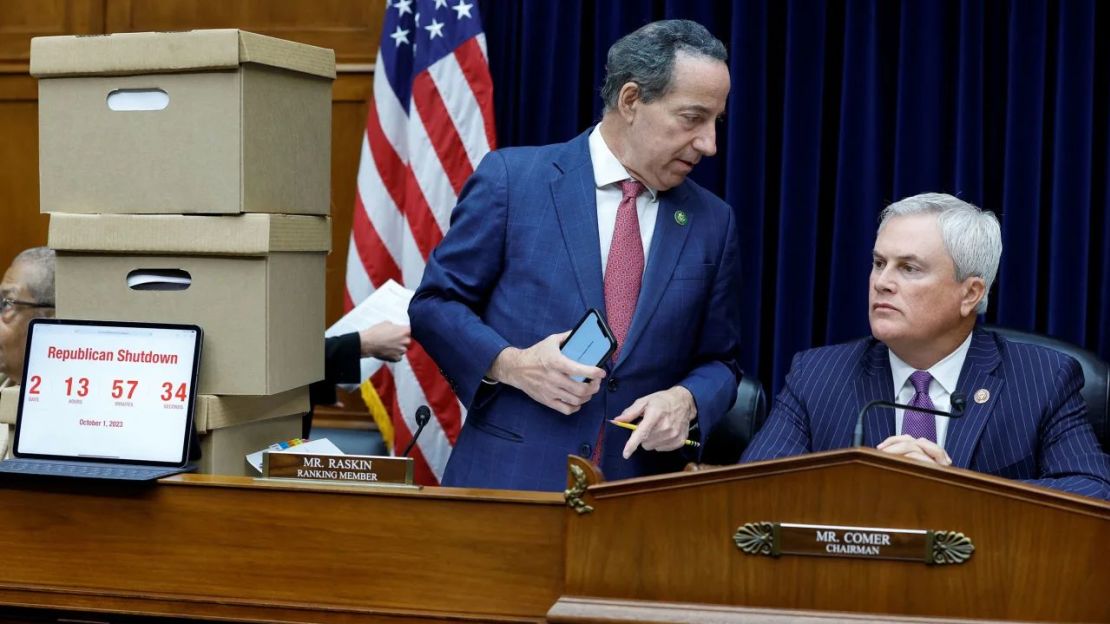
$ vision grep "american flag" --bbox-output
[345,0,495,485]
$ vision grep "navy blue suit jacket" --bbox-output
[410,129,742,492]
[742,328,1110,499]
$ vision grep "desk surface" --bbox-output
[0,473,564,623]
[0,450,1107,623]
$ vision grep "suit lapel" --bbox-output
[614,183,692,369]
[550,132,606,314]
[945,329,1004,469]
[854,340,897,446]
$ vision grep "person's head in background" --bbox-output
[599,19,730,191]
[0,247,56,385]
[869,193,1001,370]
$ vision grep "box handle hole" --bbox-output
[127,269,191,291]
[107,89,169,111]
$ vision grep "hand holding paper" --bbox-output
[325,279,415,380]
[359,322,411,361]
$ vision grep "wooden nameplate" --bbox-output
[262,452,416,487]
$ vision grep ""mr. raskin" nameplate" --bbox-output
[262,452,414,487]
[733,522,975,565]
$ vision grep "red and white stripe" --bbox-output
[346,34,495,485]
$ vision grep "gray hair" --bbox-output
[879,193,1001,314]
[12,247,56,308]
[600,20,727,112]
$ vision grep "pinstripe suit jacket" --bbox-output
[742,328,1110,499]
[410,129,742,492]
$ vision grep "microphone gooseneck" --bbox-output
[402,405,432,457]
[853,397,965,448]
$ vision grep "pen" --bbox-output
[608,419,701,448]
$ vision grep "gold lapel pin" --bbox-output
[974,388,990,404]
[674,210,688,226]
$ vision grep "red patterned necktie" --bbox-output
[604,178,646,361]
[902,370,938,442]
[592,178,645,466]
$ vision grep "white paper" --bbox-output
[246,437,344,474]
[325,279,413,336]
[324,279,415,382]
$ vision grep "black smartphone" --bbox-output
[559,309,618,381]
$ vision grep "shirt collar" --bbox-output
[588,123,658,200]
[888,331,974,396]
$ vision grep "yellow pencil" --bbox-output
[608,419,701,448]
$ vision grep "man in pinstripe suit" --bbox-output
[742,193,1110,499]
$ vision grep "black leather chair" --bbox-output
[985,325,1109,453]
[701,375,767,464]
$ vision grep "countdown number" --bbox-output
[64,377,90,397]
[111,379,139,400]
[160,382,188,402]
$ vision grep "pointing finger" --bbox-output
[614,398,647,423]
[623,423,648,459]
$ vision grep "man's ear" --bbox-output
[617,81,640,123]
[959,277,986,318]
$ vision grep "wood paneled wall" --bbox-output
[0,0,384,329]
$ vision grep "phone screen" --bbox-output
[560,310,616,381]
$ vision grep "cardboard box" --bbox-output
[0,387,17,426]
[0,386,13,459]
[51,213,329,395]
[193,387,307,476]
[1,387,19,457]
[0,385,308,476]
[32,29,335,216]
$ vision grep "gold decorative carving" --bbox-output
[930,531,975,565]
[733,522,776,556]
[564,464,594,515]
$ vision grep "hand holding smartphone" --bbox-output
[559,309,617,382]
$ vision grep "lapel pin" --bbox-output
[974,389,990,404]
[674,210,688,226]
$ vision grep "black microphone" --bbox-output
[402,405,432,457]
[951,392,967,414]
[853,392,966,447]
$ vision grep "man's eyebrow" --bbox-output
[678,104,712,115]
[872,251,925,263]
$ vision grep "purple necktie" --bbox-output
[603,179,646,361]
[902,370,937,442]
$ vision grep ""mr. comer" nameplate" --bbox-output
[263,452,414,487]
[733,522,974,565]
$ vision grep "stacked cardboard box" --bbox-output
[24,29,337,475]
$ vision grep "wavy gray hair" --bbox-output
[879,193,1001,314]
[600,20,727,113]
[12,246,56,308]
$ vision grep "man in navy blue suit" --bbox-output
[743,193,1110,499]
[410,20,741,491]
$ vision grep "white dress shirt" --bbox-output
[588,124,659,277]
[480,126,659,387]
[887,332,973,449]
